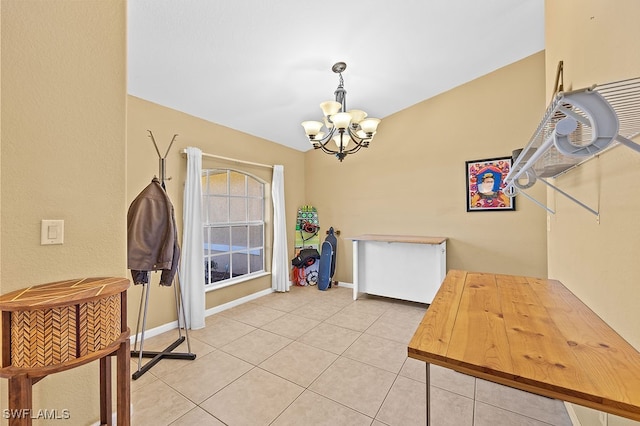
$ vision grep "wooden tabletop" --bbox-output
[0,277,130,311]
[348,234,447,245]
[408,270,640,421]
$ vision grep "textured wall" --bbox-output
[545,1,640,425]
[1,0,126,423]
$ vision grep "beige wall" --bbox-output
[545,1,640,425]
[4,1,637,424]
[1,1,126,424]
[305,52,548,283]
[126,96,306,330]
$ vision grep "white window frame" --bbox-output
[202,168,267,291]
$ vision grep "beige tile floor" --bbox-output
[129,285,573,426]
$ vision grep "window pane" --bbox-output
[250,248,263,273]
[207,254,230,283]
[229,171,246,196]
[202,168,265,286]
[249,225,263,248]
[248,198,262,221]
[204,258,215,284]
[209,196,229,224]
[230,198,247,222]
[206,171,228,195]
[210,227,230,252]
[231,252,248,276]
[231,226,248,251]
[248,178,262,197]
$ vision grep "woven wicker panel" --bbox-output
[10,307,76,368]
[77,302,88,357]
[79,294,121,356]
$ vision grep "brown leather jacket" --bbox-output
[127,178,180,286]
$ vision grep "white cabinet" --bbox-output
[349,235,446,304]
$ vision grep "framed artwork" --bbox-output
[465,156,515,212]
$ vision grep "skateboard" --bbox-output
[324,227,338,286]
[294,205,320,251]
[317,240,333,291]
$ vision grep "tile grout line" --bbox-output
[133,287,432,425]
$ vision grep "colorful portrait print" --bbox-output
[465,157,515,212]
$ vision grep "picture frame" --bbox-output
[465,156,515,212]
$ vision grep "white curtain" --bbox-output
[180,147,206,329]
[271,165,290,292]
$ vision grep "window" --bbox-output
[202,169,265,288]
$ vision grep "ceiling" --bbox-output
[127,0,545,152]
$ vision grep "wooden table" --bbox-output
[0,277,130,425]
[408,270,640,423]
[348,235,447,304]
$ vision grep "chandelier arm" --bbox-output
[315,142,339,155]
[345,126,367,142]
[310,127,336,145]
[309,125,374,156]
[312,128,341,154]
[343,142,365,155]
[342,128,372,154]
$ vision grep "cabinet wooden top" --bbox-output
[0,277,130,311]
[348,234,447,245]
[408,270,640,421]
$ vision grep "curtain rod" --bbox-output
[181,149,273,169]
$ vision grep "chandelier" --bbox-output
[301,62,381,162]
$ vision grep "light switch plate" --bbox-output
[41,220,64,245]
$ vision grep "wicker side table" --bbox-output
[0,277,130,426]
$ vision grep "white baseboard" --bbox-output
[130,287,274,342]
[129,283,352,343]
[204,287,273,316]
[129,319,180,343]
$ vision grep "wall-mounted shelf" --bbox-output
[504,75,640,218]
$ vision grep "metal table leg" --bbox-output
[426,362,431,425]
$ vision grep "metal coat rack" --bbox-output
[131,130,196,380]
